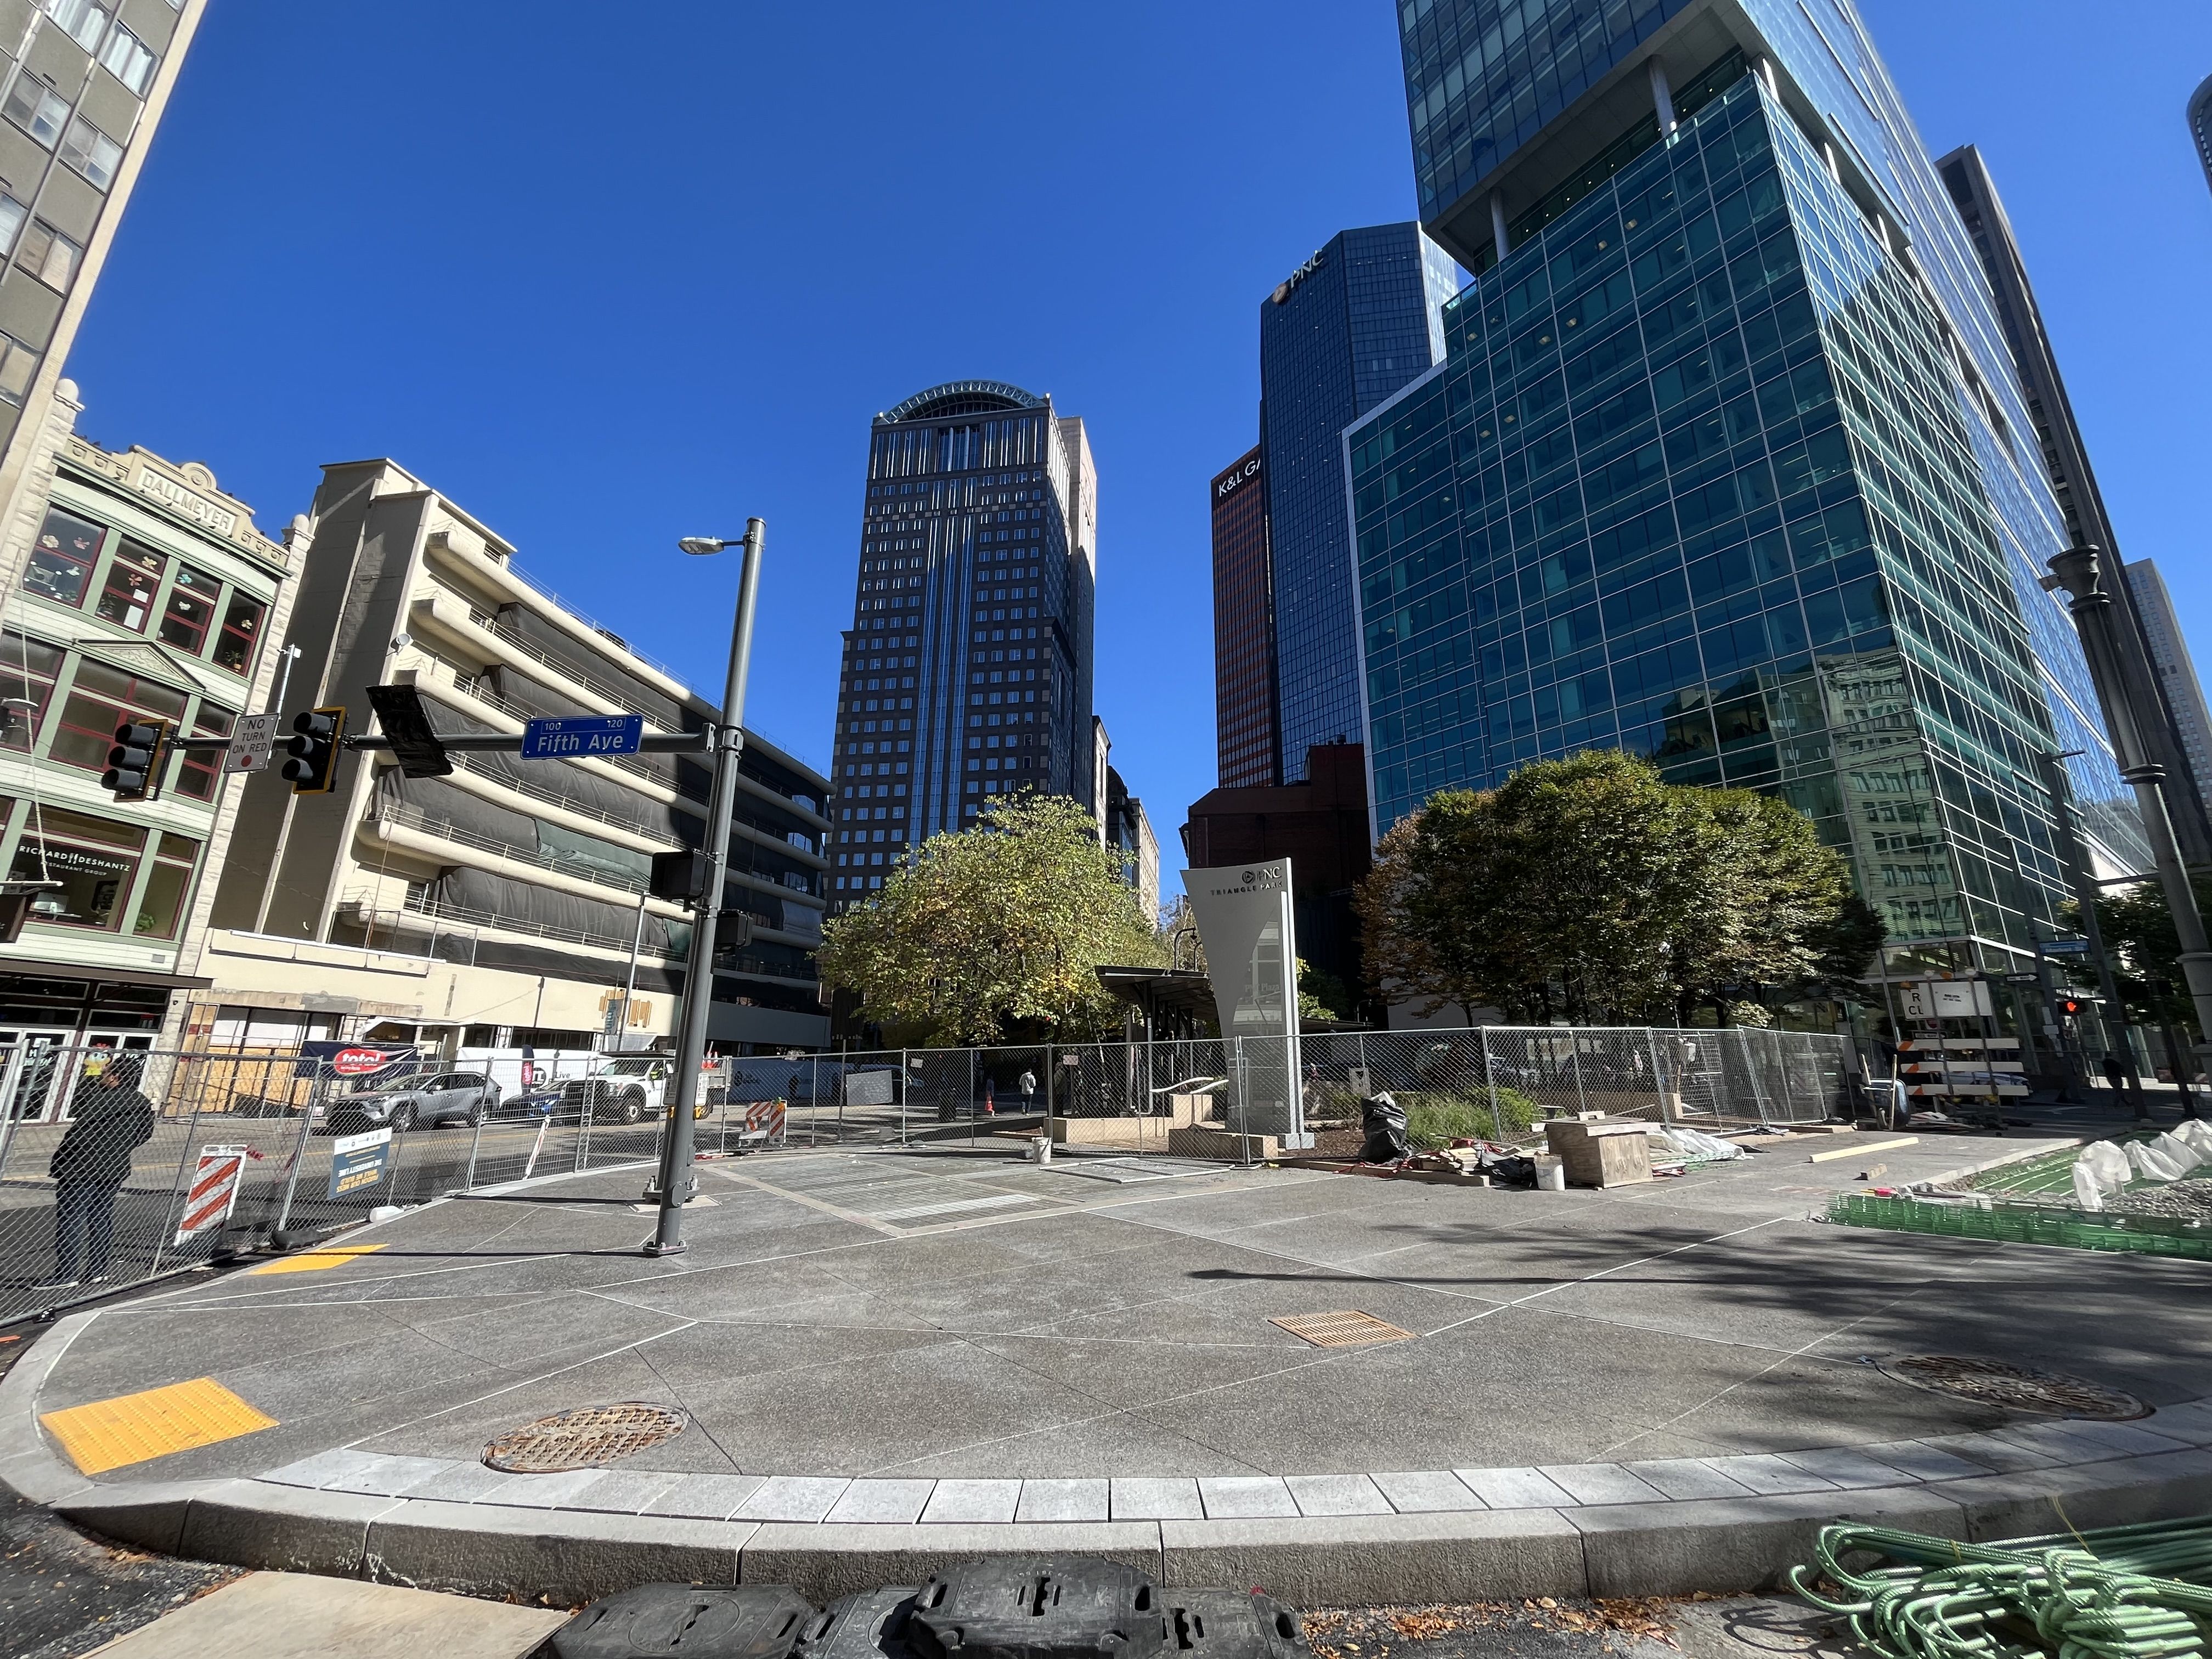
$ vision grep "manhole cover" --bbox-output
[1270,1310,1417,1348]
[482,1402,690,1472]
[1878,1356,2149,1420]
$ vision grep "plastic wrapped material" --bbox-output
[2149,1131,2209,1177]
[1648,1125,1746,1161]
[2175,1119,2212,1159]
[2071,1160,2106,1212]
[2127,1140,2191,1183]
[2076,1141,2132,1207]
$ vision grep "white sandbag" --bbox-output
[2078,1140,2133,1200]
[2172,1119,2212,1159]
[2071,1161,2105,1211]
[2151,1130,2209,1176]
[2127,1139,2190,1183]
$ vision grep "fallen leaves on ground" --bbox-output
[1304,1597,1682,1658]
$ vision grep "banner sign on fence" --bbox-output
[174,1146,249,1243]
[295,1040,418,1081]
[329,1126,393,1198]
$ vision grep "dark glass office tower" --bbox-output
[1353,0,2151,995]
[827,381,1096,914]
[1211,445,1277,787]
[2191,74,2212,199]
[1938,143,2212,865]
[1261,224,1462,784]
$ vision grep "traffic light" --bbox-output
[650,849,712,906]
[2056,995,2087,1019]
[282,706,347,793]
[102,718,167,801]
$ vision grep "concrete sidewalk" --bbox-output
[9,1131,2212,1603]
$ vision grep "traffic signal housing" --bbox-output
[102,719,167,801]
[650,849,712,906]
[2055,995,2087,1020]
[283,706,347,793]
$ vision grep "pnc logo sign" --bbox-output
[1271,249,1327,304]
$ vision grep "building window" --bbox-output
[59,116,121,190]
[0,329,35,404]
[211,592,263,675]
[2,77,68,146]
[22,507,105,605]
[0,630,64,749]
[98,22,153,92]
[8,804,142,931]
[173,705,231,800]
[19,220,81,290]
[157,563,219,652]
[0,194,25,258]
[93,539,165,632]
[48,658,185,772]
[42,0,109,52]
[131,833,198,939]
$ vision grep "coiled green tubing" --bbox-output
[1790,1516,2212,1659]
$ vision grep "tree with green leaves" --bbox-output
[1358,751,1879,1024]
[2067,873,2212,1039]
[815,794,1162,1047]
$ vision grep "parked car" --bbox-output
[324,1072,501,1133]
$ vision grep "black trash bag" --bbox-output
[1358,1092,1410,1164]
[1484,1154,1537,1189]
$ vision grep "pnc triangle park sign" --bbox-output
[1183,858,1310,1149]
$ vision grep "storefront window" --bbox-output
[211,593,263,675]
[93,539,166,633]
[49,659,187,772]
[157,564,219,652]
[131,833,198,939]
[174,706,232,800]
[0,631,63,752]
[8,806,143,931]
[21,507,105,607]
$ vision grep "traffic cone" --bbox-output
[984,1080,995,1116]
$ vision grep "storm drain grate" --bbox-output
[1269,1310,1417,1348]
[482,1402,691,1472]
[1877,1355,2149,1420]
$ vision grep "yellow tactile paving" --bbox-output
[245,1242,388,1275]
[41,1377,278,1474]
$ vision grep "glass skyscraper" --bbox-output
[826,381,1096,913]
[1210,445,1277,788]
[1352,0,2149,992]
[1260,223,1462,785]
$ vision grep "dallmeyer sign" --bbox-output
[1184,859,1309,1148]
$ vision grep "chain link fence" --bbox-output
[2,1024,1855,1328]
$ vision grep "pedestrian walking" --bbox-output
[2103,1052,2133,1099]
[1017,1069,1036,1111]
[39,1053,155,1290]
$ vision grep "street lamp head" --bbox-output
[678,537,735,556]
[2046,543,2106,603]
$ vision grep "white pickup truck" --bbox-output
[548,1056,675,1125]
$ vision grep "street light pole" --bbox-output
[2046,543,2212,1112]
[647,519,766,1256]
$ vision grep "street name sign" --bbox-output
[521,715,645,759]
[2039,939,2092,956]
[225,713,278,772]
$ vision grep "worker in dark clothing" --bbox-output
[38,1053,155,1290]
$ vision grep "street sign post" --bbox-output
[225,714,278,774]
[521,715,645,759]
[2002,971,2042,986]
[2039,939,2092,956]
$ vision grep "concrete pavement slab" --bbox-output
[558,1468,681,1514]
[1540,1463,1670,1505]
[1199,1476,1300,1519]
[1369,1470,1485,1513]
[919,1479,1021,1523]
[639,1471,766,1519]
[1285,1474,1392,1516]
[733,1475,851,1521]
[78,1570,567,1659]
[1111,1476,1203,1519]
[740,1520,1163,1603]
[1456,1466,1578,1509]
[1014,1478,1108,1521]
[1618,1458,1757,1500]
[324,1453,454,1496]
[825,1479,934,1523]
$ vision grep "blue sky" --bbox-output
[60,2,2212,896]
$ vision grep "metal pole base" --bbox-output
[642,1239,688,1257]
